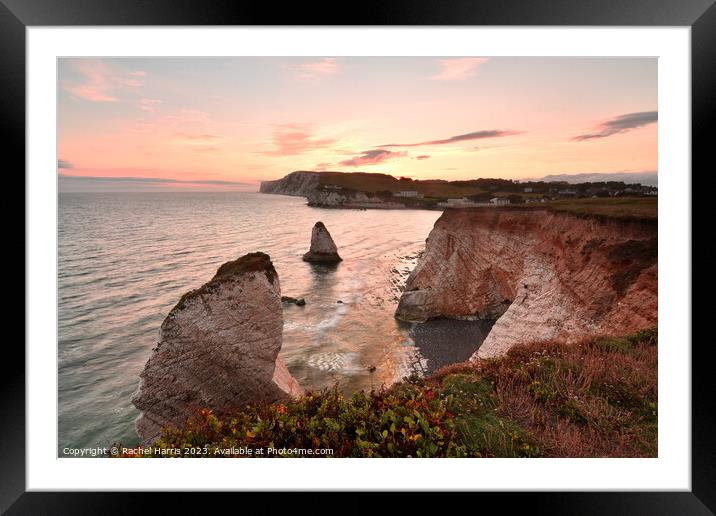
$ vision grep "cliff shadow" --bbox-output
[397,318,496,375]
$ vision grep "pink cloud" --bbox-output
[129,109,212,135]
[63,60,118,102]
[339,149,406,167]
[261,124,337,156]
[63,59,146,102]
[121,79,143,88]
[294,58,340,79]
[140,98,162,112]
[162,109,212,127]
[430,58,488,81]
[173,133,222,142]
[173,132,226,153]
[415,155,430,160]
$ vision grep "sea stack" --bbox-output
[131,252,303,443]
[302,221,342,263]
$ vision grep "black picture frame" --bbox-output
[5,0,713,512]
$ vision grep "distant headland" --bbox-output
[259,170,657,212]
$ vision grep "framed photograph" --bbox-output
[7,0,713,511]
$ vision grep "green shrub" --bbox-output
[118,328,656,458]
[144,382,467,458]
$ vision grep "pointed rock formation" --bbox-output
[302,221,342,263]
[131,252,303,443]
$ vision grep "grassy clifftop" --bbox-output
[542,197,657,220]
[122,329,657,458]
[317,171,486,198]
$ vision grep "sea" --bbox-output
[58,191,493,455]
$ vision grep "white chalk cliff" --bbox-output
[259,171,320,197]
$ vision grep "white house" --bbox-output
[393,190,423,198]
[490,197,510,206]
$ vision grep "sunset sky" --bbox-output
[58,57,657,191]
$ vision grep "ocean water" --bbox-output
[58,192,493,454]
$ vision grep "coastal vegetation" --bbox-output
[317,171,486,198]
[315,171,657,201]
[539,196,657,220]
[122,328,657,458]
[262,170,657,214]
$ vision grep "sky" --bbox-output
[57,57,657,192]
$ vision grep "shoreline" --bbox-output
[260,190,658,221]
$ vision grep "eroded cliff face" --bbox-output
[306,190,404,209]
[132,252,303,443]
[395,208,657,360]
[259,171,320,196]
[260,171,416,209]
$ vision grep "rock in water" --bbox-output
[302,221,342,263]
[131,252,303,443]
[281,296,306,306]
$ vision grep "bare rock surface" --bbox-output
[282,295,306,306]
[302,221,342,263]
[307,189,405,209]
[132,252,303,443]
[395,208,657,359]
[259,171,320,197]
